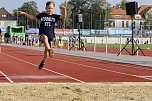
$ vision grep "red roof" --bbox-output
[138,5,152,19]
[109,6,131,19]
[109,5,152,20]
[138,5,152,14]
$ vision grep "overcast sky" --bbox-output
[0,0,151,14]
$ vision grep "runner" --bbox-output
[17,1,66,70]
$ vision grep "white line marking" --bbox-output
[59,54,152,71]
[139,76,152,78]
[5,46,152,71]
[0,70,14,83]
[8,75,68,79]
[53,58,152,81]
[3,47,152,81]
[44,68,84,83]
[1,53,85,83]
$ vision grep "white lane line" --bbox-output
[44,68,84,83]
[5,47,152,71]
[0,70,14,83]
[139,76,152,80]
[140,76,152,78]
[1,53,85,83]
[140,76,152,80]
[53,58,152,81]
[3,47,152,81]
[7,75,68,79]
[58,54,152,71]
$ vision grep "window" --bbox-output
[135,15,141,19]
[126,21,129,27]
[122,21,124,27]
[113,21,115,27]
[2,14,6,18]
[133,22,136,29]
[140,22,143,29]
[12,28,23,33]
[114,15,121,18]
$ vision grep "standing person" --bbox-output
[52,34,57,48]
[0,29,2,53]
[59,34,62,44]
[17,1,66,70]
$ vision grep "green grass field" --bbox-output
[85,43,152,50]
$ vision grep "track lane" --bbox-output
[0,48,80,83]
[2,46,152,82]
[55,54,152,76]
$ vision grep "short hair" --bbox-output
[46,1,55,7]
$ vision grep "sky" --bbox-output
[0,0,65,14]
[0,0,151,14]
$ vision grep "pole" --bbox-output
[68,36,69,50]
[91,11,92,35]
[93,34,96,52]
[17,10,19,26]
[136,34,139,56]
[90,1,92,35]
[78,23,81,50]
[119,34,122,54]
[131,16,134,55]
[77,0,82,50]
[63,0,67,35]
[106,34,108,53]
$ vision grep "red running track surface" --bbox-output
[0,45,152,83]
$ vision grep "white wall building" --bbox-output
[0,20,17,28]
[109,6,151,31]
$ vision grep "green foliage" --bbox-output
[116,0,127,10]
[11,0,111,29]
[144,9,152,29]
[59,1,73,29]
[66,0,110,29]
[13,1,39,28]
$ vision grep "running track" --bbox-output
[0,45,152,83]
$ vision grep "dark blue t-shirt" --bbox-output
[36,13,60,39]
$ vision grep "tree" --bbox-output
[66,0,110,29]
[144,9,152,30]
[116,0,127,10]
[58,1,73,29]
[13,1,39,28]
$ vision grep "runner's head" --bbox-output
[45,1,55,15]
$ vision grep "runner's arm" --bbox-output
[59,6,66,20]
[16,11,37,20]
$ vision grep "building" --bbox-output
[0,7,13,20]
[0,7,17,34]
[109,5,152,34]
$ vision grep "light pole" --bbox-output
[63,0,67,35]
[71,0,76,32]
[89,1,93,35]
[16,8,19,26]
[77,0,82,50]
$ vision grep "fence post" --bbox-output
[106,35,108,53]
[137,34,139,56]
[67,36,69,50]
[93,35,96,52]
[119,34,122,55]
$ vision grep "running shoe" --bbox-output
[48,48,54,58]
[38,61,45,70]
